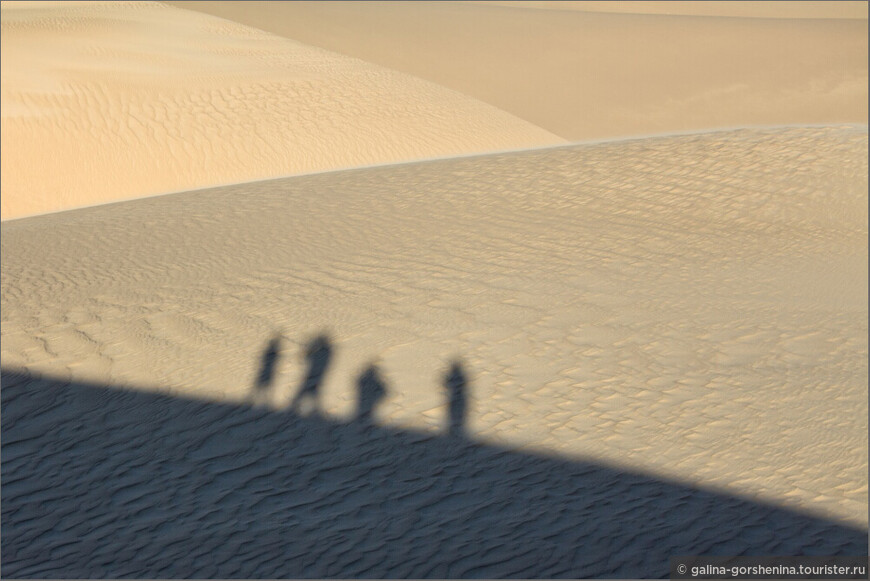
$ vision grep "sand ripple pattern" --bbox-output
[0,1,562,220]
[2,369,865,578]
[2,126,868,575]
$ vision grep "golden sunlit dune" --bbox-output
[3,126,866,531]
[466,1,868,19]
[0,1,561,220]
[171,1,868,141]
[1,1,866,577]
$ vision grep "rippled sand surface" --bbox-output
[3,126,867,576]
[173,1,868,141]
[1,1,560,220]
[2,1,867,577]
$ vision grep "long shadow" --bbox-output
[2,368,866,578]
[288,334,332,416]
[251,333,282,405]
[443,359,468,437]
[355,362,388,426]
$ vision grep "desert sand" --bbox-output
[1,1,867,578]
[171,1,868,141]
[0,1,561,220]
[465,1,869,18]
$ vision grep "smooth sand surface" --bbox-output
[2,126,867,576]
[466,1,869,19]
[2,1,868,577]
[0,1,561,220]
[171,1,868,141]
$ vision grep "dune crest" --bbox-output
[2,2,867,576]
[0,1,562,221]
[3,126,866,530]
[171,1,868,143]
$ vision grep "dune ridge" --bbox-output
[171,1,868,144]
[2,2,867,576]
[0,0,562,221]
[3,126,866,532]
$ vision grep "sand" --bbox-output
[0,1,561,221]
[1,1,867,578]
[170,1,868,141]
[2,126,867,576]
[465,1,869,19]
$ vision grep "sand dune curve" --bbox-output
[3,126,866,535]
[0,0,563,221]
[2,2,867,576]
[171,1,868,142]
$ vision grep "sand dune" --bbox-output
[3,127,866,546]
[2,1,867,576]
[2,369,865,578]
[0,1,562,220]
[466,1,869,19]
[171,1,868,142]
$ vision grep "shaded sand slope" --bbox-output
[2,369,865,578]
[2,126,866,534]
[171,1,868,141]
[0,1,562,220]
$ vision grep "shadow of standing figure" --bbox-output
[355,363,388,426]
[444,359,468,437]
[252,333,282,405]
[289,334,332,416]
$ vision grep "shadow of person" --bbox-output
[443,359,468,437]
[251,333,282,405]
[355,362,388,426]
[288,334,332,416]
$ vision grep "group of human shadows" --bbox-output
[252,333,468,436]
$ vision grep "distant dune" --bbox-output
[170,1,868,143]
[2,2,867,576]
[465,1,869,19]
[0,1,561,220]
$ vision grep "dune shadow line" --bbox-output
[2,368,866,578]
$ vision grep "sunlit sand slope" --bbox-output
[2,126,866,530]
[467,1,869,19]
[172,1,868,141]
[0,1,562,220]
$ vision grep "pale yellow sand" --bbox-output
[3,126,866,532]
[172,1,867,142]
[2,2,867,575]
[0,0,562,221]
[466,1,869,19]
